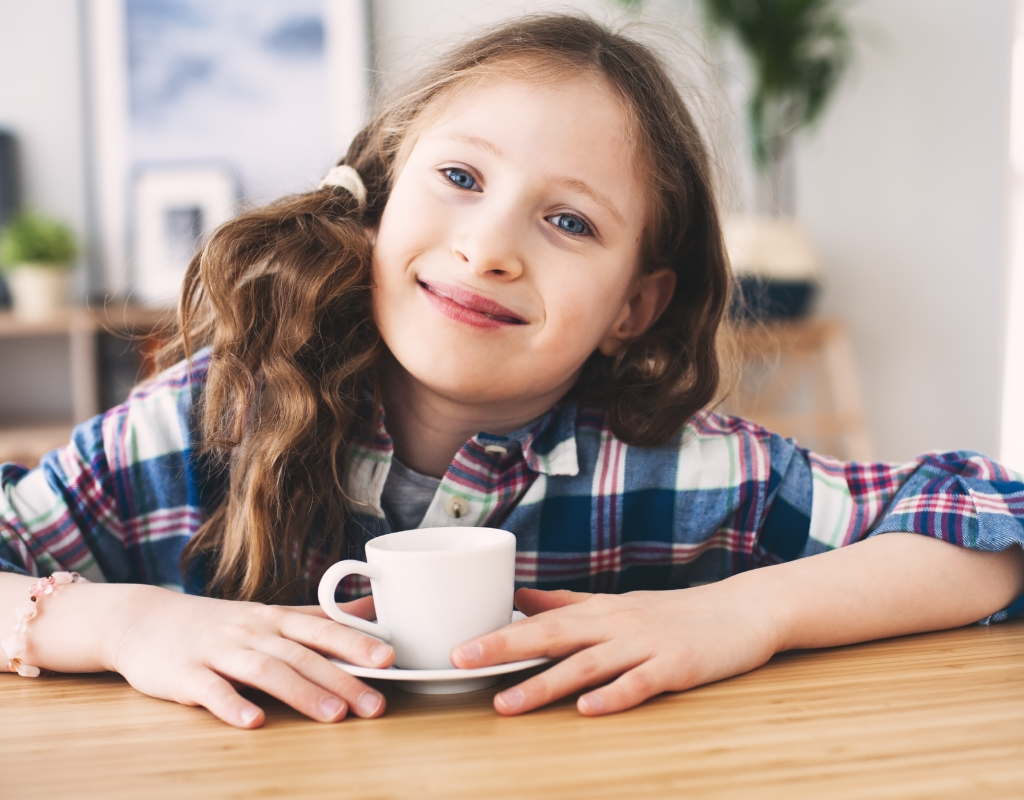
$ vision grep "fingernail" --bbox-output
[370,643,393,665]
[579,693,604,714]
[357,690,383,717]
[496,687,523,711]
[320,696,345,719]
[240,706,260,726]
[456,642,483,663]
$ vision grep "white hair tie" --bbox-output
[319,164,367,207]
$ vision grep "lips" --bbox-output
[418,279,527,329]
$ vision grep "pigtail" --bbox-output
[161,173,383,602]
[155,68,420,601]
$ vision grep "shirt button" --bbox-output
[484,445,508,456]
[445,495,470,519]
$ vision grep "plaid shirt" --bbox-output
[2,349,1023,621]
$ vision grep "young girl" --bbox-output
[2,14,1023,729]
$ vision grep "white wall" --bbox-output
[1002,1,1024,473]
[0,0,89,294]
[795,0,1012,461]
[372,0,595,74]
[371,0,1014,462]
[0,0,1014,462]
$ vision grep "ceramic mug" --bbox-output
[317,527,516,670]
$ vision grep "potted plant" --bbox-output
[701,0,852,214]
[699,0,853,319]
[0,212,77,320]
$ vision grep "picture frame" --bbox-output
[85,0,371,303]
[132,163,237,306]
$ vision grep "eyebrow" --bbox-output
[446,134,503,157]
[443,133,627,226]
[549,176,626,226]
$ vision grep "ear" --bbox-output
[597,268,677,356]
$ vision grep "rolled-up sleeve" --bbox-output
[776,449,1024,622]
[0,353,210,590]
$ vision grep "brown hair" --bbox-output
[157,13,731,602]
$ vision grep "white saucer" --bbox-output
[330,656,551,694]
[330,611,551,694]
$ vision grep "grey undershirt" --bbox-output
[380,457,442,532]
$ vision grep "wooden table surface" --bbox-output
[3,620,1024,799]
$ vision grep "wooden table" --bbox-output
[3,621,1024,799]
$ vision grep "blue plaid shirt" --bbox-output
[2,349,1023,621]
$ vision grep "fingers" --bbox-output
[185,669,266,729]
[453,592,690,718]
[270,635,385,721]
[208,642,385,724]
[211,647,348,723]
[273,606,394,669]
[261,636,387,720]
[339,595,377,620]
[287,596,378,622]
[452,597,607,668]
[491,639,651,716]
[514,587,591,616]
[575,660,678,716]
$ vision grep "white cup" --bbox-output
[317,527,516,670]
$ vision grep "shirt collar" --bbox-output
[352,399,581,478]
[481,401,580,477]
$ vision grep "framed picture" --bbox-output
[86,0,371,303]
[133,164,237,306]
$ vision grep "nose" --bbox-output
[451,204,525,280]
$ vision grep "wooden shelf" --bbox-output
[0,305,172,338]
[0,422,76,468]
[0,304,174,468]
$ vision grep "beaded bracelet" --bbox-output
[2,571,87,677]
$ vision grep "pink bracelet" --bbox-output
[2,571,87,677]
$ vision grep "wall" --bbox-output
[795,0,1012,461]
[0,0,89,295]
[370,0,1014,461]
[1002,0,1024,473]
[371,0,607,79]
[0,0,1014,461]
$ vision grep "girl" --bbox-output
[2,14,1023,729]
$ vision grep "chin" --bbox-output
[420,376,527,405]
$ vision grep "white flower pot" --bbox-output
[5,264,71,321]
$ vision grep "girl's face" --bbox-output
[373,73,665,415]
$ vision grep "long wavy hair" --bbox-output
[156,13,732,602]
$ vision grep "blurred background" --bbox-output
[0,0,1021,472]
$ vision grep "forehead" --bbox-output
[404,70,644,180]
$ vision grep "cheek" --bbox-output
[374,179,448,276]
[539,266,629,343]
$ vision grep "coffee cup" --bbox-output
[317,527,516,670]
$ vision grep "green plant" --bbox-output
[0,212,77,269]
[700,0,852,166]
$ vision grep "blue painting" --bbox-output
[126,0,334,203]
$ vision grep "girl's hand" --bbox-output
[450,582,779,716]
[450,535,1024,717]
[107,585,394,728]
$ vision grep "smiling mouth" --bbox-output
[418,280,527,327]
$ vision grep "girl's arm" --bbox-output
[451,533,1024,715]
[0,571,394,727]
[0,353,396,728]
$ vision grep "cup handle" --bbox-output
[317,560,392,641]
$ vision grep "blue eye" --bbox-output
[444,168,478,190]
[550,214,591,237]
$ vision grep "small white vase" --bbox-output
[6,264,71,321]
